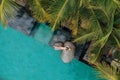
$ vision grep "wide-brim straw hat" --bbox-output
[61,42,75,63]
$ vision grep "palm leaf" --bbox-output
[73,32,95,43]
[112,34,120,48]
[51,0,69,30]
[79,0,83,7]
[93,7,115,47]
[51,0,80,30]
[95,63,118,80]
[113,0,120,9]
[0,0,20,27]
[92,10,115,62]
[28,0,51,22]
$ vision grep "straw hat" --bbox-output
[61,42,75,63]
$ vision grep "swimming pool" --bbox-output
[0,23,106,80]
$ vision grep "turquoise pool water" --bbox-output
[0,23,105,80]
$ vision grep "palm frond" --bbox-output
[73,32,95,43]
[92,11,115,62]
[51,0,80,30]
[51,0,69,30]
[0,0,20,27]
[113,0,120,9]
[28,0,51,22]
[95,63,118,80]
[112,34,120,48]
[79,0,83,7]
[93,11,115,47]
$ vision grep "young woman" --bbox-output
[53,42,75,63]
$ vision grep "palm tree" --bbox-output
[28,0,120,80]
[0,0,120,80]
[28,0,85,33]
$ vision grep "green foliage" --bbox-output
[95,63,118,80]
[28,1,120,79]
[28,0,51,23]
[0,0,20,27]
[114,50,120,60]
[0,0,120,80]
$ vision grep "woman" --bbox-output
[53,42,75,63]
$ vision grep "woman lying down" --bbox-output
[53,42,75,63]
